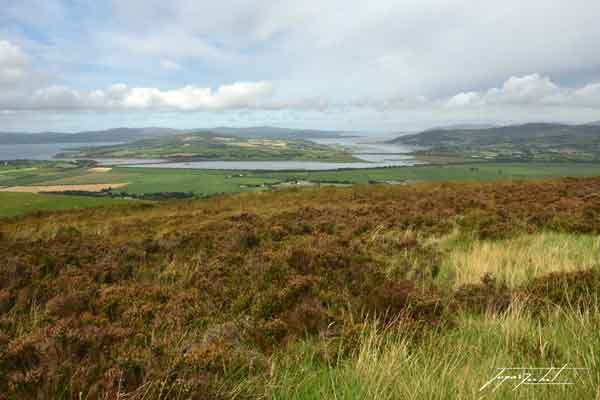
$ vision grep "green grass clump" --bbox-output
[256,302,599,400]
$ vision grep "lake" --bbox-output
[0,142,123,161]
[310,135,417,154]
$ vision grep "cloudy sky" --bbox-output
[1,0,600,132]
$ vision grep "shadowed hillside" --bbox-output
[390,123,600,161]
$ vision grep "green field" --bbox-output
[0,161,85,187]
[2,161,600,217]
[36,167,281,195]
[263,162,600,183]
[33,162,600,193]
[0,192,130,217]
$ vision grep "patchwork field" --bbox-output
[1,178,600,399]
[2,161,600,217]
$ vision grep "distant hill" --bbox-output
[0,127,180,145]
[0,126,347,145]
[205,126,347,139]
[66,130,357,162]
[388,123,600,161]
[389,123,600,145]
[428,123,498,130]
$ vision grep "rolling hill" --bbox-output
[389,123,600,161]
[0,127,180,145]
[205,126,347,139]
[0,126,348,145]
[65,131,357,162]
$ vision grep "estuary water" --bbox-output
[1,135,423,170]
[120,158,419,171]
[0,142,123,161]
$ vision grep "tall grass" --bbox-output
[249,300,600,400]
[440,232,600,288]
[232,229,600,399]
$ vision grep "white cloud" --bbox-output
[160,59,182,71]
[105,30,230,62]
[446,74,600,109]
[261,96,331,111]
[2,57,600,124]
[0,40,29,86]
[99,0,600,99]
[30,85,108,109]
[573,83,600,107]
[19,81,275,111]
[447,92,481,108]
[487,74,561,105]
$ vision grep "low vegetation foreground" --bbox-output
[1,178,600,399]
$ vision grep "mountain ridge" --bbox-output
[0,126,348,145]
[387,122,600,161]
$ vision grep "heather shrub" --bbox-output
[45,290,93,318]
[236,229,261,250]
[1,178,600,398]
[523,268,600,313]
[453,273,512,314]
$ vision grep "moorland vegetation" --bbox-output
[1,178,600,398]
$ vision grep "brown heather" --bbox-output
[1,178,600,398]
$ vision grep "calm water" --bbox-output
[0,142,123,161]
[122,159,421,171]
[1,135,423,170]
[310,136,417,154]
[118,135,423,170]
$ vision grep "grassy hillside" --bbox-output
[68,132,357,162]
[0,192,130,217]
[391,123,600,161]
[1,179,600,399]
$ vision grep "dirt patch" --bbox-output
[88,167,113,172]
[166,153,196,157]
[0,183,128,193]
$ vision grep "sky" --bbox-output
[1,0,600,133]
